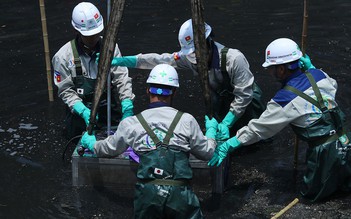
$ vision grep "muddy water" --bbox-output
[1,0,351,218]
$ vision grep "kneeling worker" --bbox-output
[81,64,218,218]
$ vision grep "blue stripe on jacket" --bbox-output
[273,69,326,108]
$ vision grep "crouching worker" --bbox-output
[81,64,218,218]
[208,38,351,202]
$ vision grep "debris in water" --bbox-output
[19,123,38,130]
[7,128,17,133]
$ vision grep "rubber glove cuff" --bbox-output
[121,99,134,120]
[226,136,242,151]
[111,56,137,67]
[81,132,96,152]
[72,101,91,125]
[222,111,237,128]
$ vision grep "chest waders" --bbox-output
[64,40,121,140]
[284,72,351,202]
[214,47,266,134]
[133,111,203,219]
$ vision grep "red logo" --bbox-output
[94,13,99,19]
[54,71,61,83]
[267,50,270,55]
[185,36,191,41]
[173,52,180,60]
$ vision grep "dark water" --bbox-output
[1,0,351,218]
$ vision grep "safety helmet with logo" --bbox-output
[262,38,302,68]
[147,64,179,96]
[178,19,212,56]
[71,2,104,36]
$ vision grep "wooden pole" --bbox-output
[301,0,309,55]
[271,198,299,219]
[191,0,226,195]
[294,0,309,169]
[190,0,212,117]
[86,0,126,135]
[39,0,54,102]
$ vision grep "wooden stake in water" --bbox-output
[39,0,54,102]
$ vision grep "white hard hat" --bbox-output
[147,64,179,95]
[262,38,303,68]
[178,19,212,55]
[71,2,104,36]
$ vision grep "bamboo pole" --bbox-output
[271,198,299,219]
[294,0,309,169]
[39,0,54,102]
[301,0,309,55]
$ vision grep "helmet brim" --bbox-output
[73,22,104,36]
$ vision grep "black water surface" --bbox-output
[1,0,351,218]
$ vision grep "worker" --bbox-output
[100,19,266,141]
[208,38,351,202]
[52,2,134,141]
[80,64,218,218]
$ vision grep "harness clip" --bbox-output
[329,130,336,136]
[77,88,84,95]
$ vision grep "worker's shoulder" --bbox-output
[179,111,199,125]
[53,40,74,59]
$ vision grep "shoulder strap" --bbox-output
[283,72,327,112]
[221,47,229,73]
[136,113,162,147]
[163,111,184,145]
[305,72,327,111]
[136,111,184,147]
[284,85,321,109]
[70,39,82,77]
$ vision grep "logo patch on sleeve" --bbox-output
[173,52,181,61]
[54,70,61,82]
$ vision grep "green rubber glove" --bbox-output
[96,53,137,68]
[208,136,241,167]
[72,101,91,126]
[81,132,96,152]
[205,115,218,139]
[299,54,316,71]
[121,99,134,120]
[111,56,137,67]
[216,111,238,140]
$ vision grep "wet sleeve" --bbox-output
[227,50,254,118]
[110,44,135,101]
